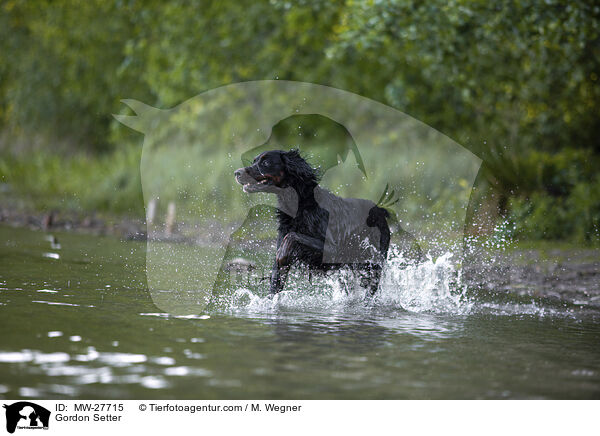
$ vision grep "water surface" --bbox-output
[0,225,598,399]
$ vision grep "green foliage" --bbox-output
[500,149,600,242]
[0,146,144,215]
[330,0,600,155]
[0,0,598,241]
[509,175,600,243]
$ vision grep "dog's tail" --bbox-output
[376,183,399,208]
[376,184,400,228]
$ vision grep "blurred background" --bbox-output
[0,0,599,402]
[0,0,598,243]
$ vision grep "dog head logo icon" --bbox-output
[3,402,50,434]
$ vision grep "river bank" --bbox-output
[0,197,146,240]
[1,196,598,312]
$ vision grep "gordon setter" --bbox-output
[234,149,392,296]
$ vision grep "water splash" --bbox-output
[226,244,472,315]
[214,230,589,319]
[377,250,471,314]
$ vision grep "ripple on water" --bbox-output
[164,366,211,376]
[140,376,169,389]
[96,352,147,366]
[0,347,215,396]
[0,350,69,364]
[33,300,95,308]
[139,312,211,320]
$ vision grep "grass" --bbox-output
[1,144,599,247]
[0,145,145,218]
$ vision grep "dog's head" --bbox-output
[234,149,317,194]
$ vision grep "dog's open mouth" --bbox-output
[256,175,275,185]
[243,175,275,192]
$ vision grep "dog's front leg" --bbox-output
[271,232,325,294]
[276,232,296,267]
[270,232,290,294]
[276,231,324,266]
[366,264,383,297]
[270,259,290,294]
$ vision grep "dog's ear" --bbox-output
[282,149,316,183]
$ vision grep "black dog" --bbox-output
[234,149,391,296]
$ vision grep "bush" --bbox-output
[0,145,144,217]
[508,175,600,243]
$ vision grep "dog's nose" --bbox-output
[234,169,242,178]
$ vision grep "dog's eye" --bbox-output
[262,160,270,167]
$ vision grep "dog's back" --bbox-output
[313,186,388,265]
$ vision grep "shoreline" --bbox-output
[0,201,147,241]
[1,206,598,309]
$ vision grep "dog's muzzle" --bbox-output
[234,167,275,193]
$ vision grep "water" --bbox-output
[0,225,598,399]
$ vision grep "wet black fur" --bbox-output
[238,149,391,296]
